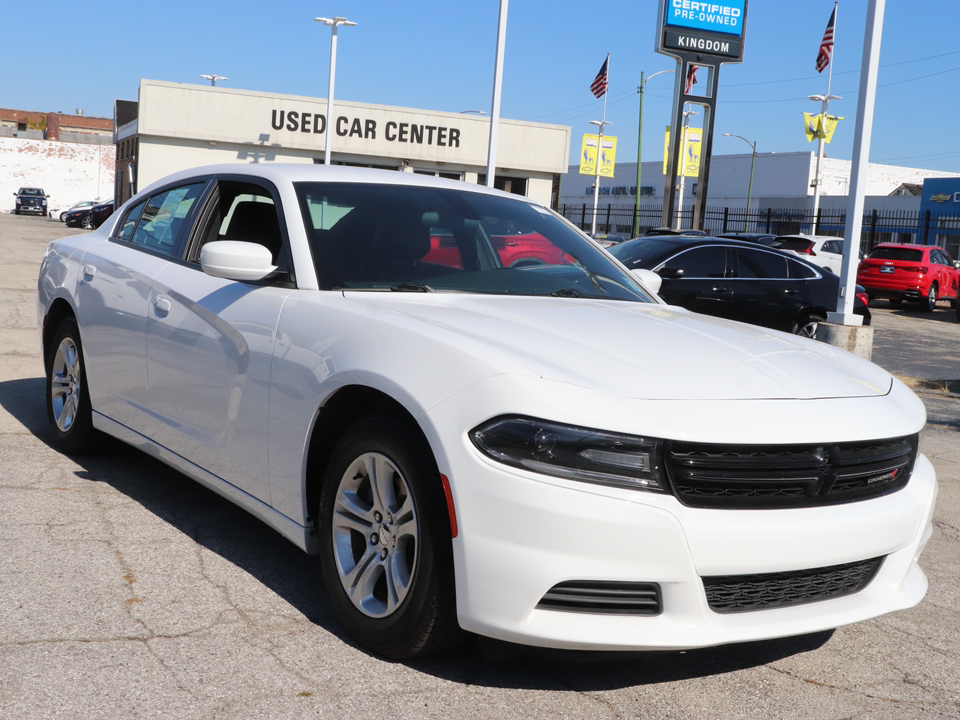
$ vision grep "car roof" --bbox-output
[135,163,522,204]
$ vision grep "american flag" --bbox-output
[816,7,836,73]
[590,57,609,98]
[685,64,698,94]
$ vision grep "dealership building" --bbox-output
[114,79,571,208]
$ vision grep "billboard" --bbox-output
[665,1,746,37]
[657,0,747,62]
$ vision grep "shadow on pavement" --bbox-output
[0,376,836,687]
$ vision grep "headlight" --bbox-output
[470,416,666,493]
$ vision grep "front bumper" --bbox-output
[428,382,937,651]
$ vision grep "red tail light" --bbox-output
[856,292,869,306]
[909,266,928,273]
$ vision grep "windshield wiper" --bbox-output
[551,288,583,298]
[391,283,434,293]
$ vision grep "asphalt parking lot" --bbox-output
[1,212,958,719]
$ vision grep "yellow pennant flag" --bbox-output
[803,112,824,142]
[822,115,844,144]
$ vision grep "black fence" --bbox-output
[560,203,960,256]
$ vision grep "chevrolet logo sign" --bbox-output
[931,193,951,202]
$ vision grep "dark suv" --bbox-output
[14,187,48,216]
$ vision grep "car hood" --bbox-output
[346,294,892,401]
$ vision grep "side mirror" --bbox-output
[954,260,960,270]
[631,268,662,294]
[200,241,277,281]
[657,266,685,279]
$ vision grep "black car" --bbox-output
[609,236,870,338]
[716,232,778,246]
[65,200,114,229]
[13,187,48,216]
[89,201,115,229]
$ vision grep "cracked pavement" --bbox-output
[1,214,958,719]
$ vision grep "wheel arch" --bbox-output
[304,385,444,539]
[42,298,77,365]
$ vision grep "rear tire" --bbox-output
[318,415,462,659]
[45,318,102,454]
[792,313,826,340]
[920,284,938,313]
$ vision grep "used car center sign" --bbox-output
[659,0,746,61]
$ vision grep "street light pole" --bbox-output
[589,119,611,235]
[486,0,509,188]
[809,4,840,229]
[199,74,228,86]
[634,69,674,238]
[675,107,698,230]
[723,133,757,231]
[315,16,357,166]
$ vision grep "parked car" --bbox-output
[64,204,96,229]
[771,234,856,275]
[51,200,99,222]
[590,232,626,247]
[609,235,870,337]
[88,200,115,229]
[13,187,48,216]
[424,227,572,268]
[716,232,777,246]
[856,243,960,312]
[38,163,935,659]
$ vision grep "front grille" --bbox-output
[537,581,661,615]
[703,557,884,613]
[665,434,918,509]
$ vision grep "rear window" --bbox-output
[869,247,923,262]
[773,237,814,251]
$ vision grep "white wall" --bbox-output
[1,136,116,213]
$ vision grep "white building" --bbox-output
[558,151,960,224]
[115,80,571,208]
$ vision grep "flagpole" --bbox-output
[590,54,610,236]
[811,2,838,228]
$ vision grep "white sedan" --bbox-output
[49,199,99,222]
[37,164,937,659]
[773,234,861,275]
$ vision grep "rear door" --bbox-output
[730,246,810,331]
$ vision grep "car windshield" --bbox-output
[296,182,655,302]
[19,188,44,196]
[869,247,923,262]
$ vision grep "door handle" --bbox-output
[783,288,798,295]
[154,296,172,315]
[711,287,730,293]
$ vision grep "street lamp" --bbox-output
[809,90,843,226]
[723,133,757,231]
[199,74,228,86]
[634,69,674,237]
[589,118,612,236]
[459,110,488,115]
[315,16,357,166]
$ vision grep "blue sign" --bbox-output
[666,0,746,37]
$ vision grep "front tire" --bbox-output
[318,415,461,659]
[45,318,101,454]
[792,313,826,339]
[81,215,93,229]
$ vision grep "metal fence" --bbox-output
[559,203,960,256]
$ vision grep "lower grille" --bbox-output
[665,435,918,509]
[703,557,884,614]
[537,581,661,615]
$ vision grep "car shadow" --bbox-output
[0,376,836,687]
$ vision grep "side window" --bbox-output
[822,240,842,254]
[115,199,147,242]
[787,258,818,279]
[664,246,727,278]
[128,184,206,257]
[736,248,789,279]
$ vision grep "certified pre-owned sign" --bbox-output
[666,0,746,37]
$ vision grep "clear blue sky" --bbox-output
[7,1,958,172]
